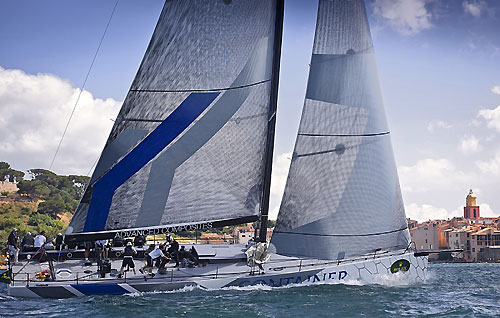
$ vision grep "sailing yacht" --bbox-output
[7,0,428,298]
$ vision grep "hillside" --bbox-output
[0,161,89,248]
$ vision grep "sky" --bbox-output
[1,0,499,222]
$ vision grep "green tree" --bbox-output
[0,162,90,245]
[28,169,58,186]
[37,200,67,217]
[0,161,25,182]
[28,213,65,238]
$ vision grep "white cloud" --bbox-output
[399,158,468,193]
[373,0,433,35]
[478,105,500,132]
[0,67,121,175]
[405,203,459,222]
[459,135,482,153]
[427,120,452,132]
[269,152,292,220]
[462,0,488,18]
[492,85,500,95]
[480,203,498,217]
[476,151,500,175]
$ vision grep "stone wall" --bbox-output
[0,181,18,194]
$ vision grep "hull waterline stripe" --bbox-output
[83,92,219,232]
[71,283,128,296]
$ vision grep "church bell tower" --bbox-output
[464,189,480,219]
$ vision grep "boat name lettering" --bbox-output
[238,271,348,287]
[114,222,213,238]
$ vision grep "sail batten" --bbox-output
[67,0,282,236]
[129,79,271,93]
[272,0,410,260]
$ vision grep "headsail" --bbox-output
[272,0,410,259]
[67,0,283,237]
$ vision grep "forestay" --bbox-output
[272,0,410,260]
[67,0,282,236]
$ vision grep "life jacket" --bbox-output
[123,246,134,257]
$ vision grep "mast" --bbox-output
[259,0,284,243]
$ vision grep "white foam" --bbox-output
[124,284,200,297]
[347,271,427,287]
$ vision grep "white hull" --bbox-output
[7,248,427,298]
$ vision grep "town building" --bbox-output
[472,228,500,261]
[410,220,450,260]
[233,224,255,245]
[410,222,440,251]
[409,189,500,262]
[448,228,475,261]
[232,223,274,245]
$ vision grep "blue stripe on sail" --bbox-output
[83,92,220,232]
[71,284,127,295]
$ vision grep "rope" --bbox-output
[49,0,120,171]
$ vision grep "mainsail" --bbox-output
[67,0,283,237]
[272,0,410,259]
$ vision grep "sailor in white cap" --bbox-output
[119,241,137,277]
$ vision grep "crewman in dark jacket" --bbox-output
[167,237,180,266]
[119,242,137,277]
[55,233,64,250]
[21,232,35,252]
[177,246,199,267]
[190,246,200,265]
[7,228,19,264]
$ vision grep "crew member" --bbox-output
[34,231,47,249]
[55,233,65,250]
[119,242,137,277]
[7,228,19,264]
[177,246,199,267]
[167,236,180,266]
[140,244,168,277]
[190,246,200,265]
[95,239,109,259]
[21,232,35,252]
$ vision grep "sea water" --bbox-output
[1,263,500,317]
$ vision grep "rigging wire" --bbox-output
[49,0,120,171]
[86,155,100,177]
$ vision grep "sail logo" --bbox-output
[390,259,410,274]
[114,222,213,239]
[237,271,348,287]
